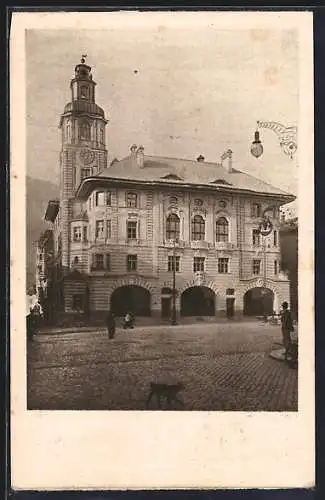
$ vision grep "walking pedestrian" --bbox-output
[106,310,116,339]
[280,301,294,359]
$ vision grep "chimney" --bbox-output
[196,154,205,162]
[136,145,144,168]
[130,144,137,157]
[221,149,233,173]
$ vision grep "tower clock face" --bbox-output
[79,148,95,165]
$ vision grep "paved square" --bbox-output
[27,321,298,411]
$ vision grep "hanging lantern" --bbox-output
[250,130,264,158]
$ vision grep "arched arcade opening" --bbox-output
[243,287,274,316]
[110,285,151,316]
[180,286,215,316]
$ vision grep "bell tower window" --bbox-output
[79,120,90,141]
[80,85,88,100]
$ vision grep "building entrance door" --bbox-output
[161,297,171,318]
[226,298,235,319]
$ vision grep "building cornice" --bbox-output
[74,176,296,204]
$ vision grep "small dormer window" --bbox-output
[161,173,183,181]
[211,178,232,185]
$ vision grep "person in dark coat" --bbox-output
[106,311,116,339]
[280,301,294,358]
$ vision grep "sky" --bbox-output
[26,22,299,212]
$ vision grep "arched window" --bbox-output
[191,215,205,240]
[216,217,229,242]
[166,213,180,241]
[100,128,104,144]
[79,120,90,141]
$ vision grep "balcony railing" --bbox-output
[214,241,235,250]
[164,239,186,248]
[190,240,210,250]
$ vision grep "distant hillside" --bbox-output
[26,176,59,288]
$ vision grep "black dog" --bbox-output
[146,382,185,410]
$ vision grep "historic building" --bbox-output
[42,58,295,322]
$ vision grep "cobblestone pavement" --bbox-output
[27,322,298,411]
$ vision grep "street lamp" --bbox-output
[258,212,273,321]
[171,238,177,325]
[250,120,298,160]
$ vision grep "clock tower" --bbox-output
[59,56,108,272]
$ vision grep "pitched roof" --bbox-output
[76,154,295,201]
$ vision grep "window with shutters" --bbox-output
[274,260,278,275]
[83,226,88,242]
[106,254,111,271]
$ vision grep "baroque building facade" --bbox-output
[42,59,295,322]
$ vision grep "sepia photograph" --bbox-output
[26,23,299,412]
[11,10,314,490]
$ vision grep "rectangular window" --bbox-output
[273,230,278,246]
[127,192,138,208]
[106,220,111,239]
[95,220,104,239]
[106,254,111,271]
[127,220,137,239]
[252,229,260,247]
[106,191,112,206]
[72,294,83,310]
[94,253,104,269]
[218,258,229,274]
[127,254,137,272]
[252,203,261,217]
[253,259,261,275]
[83,226,88,242]
[73,226,82,242]
[81,168,91,180]
[193,257,205,272]
[274,260,278,275]
[95,191,105,206]
[168,256,180,272]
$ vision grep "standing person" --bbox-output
[106,310,116,339]
[280,301,294,358]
